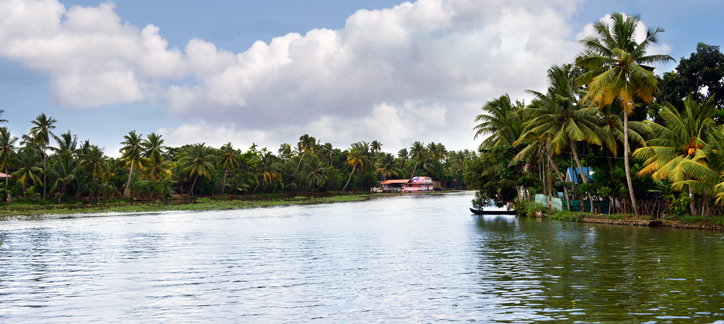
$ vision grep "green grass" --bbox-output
[549,210,586,222]
[0,194,372,219]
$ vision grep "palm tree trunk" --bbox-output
[570,140,594,214]
[190,174,198,197]
[623,112,640,217]
[124,160,134,198]
[222,166,229,195]
[689,186,697,215]
[4,166,9,203]
[342,165,357,192]
[547,152,572,211]
[42,149,47,199]
[296,153,306,171]
[410,162,419,180]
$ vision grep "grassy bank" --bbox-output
[0,193,371,219]
[515,201,724,229]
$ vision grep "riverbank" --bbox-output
[517,202,724,230]
[0,193,374,220]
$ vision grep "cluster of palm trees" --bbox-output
[0,109,477,203]
[469,13,724,217]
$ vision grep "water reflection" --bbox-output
[473,215,724,322]
[0,192,722,322]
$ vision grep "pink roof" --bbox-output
[380,179,409,185]
[0,172,10,178]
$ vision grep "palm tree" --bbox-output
[633,95,719,215]
[49,153,78,203]
[11,145,43,193]
[253,152,282,193]
[119,131,147,198]
[371,140,382,159]
[304,156,328,191]
[319,142,334,166]
[0,109,7,123]
[409,141,427,179]
[474,94,525,149]
[0,128,18,188]
[520,65,603,212]
[52,131,79,159]
[179,143,217,196]
[576,13,674,216]
[341,141,370,192]
[217,142,240,195]
[375,153,399,182]
[398,148,409,165]
[28,113,56,199]
[80,145,107,179]
[142,133,166,180]
[295,134,316,171]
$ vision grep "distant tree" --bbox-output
[28,113,57,199]
[179,143,216,196]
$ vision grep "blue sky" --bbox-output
[1,0,722,156]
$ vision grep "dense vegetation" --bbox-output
[0,116,475,205]
[466,13,724,219]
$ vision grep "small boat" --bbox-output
[469,208,517,215]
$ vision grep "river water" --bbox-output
[1,192,723,323]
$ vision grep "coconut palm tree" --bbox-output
[217,142,240,195]
[408,141,428,180]
[142,133,166,180]
[28,113,56,199]
[49,153,78,203]
[519,64,603,212]
[634,95,720,214]
[341,141,370,192]
[474,94,525,149]
[11,145,43,193]
[79,145,108,181]
[0,128,18,188]
[576,13,674,216]
[371,140,382,159]
[52,131,79,159]
[304,156,328,191]
[253,152,282,193]
[179,143,217,196]
[295,134,317,171]
[0,109,6,124]
[119,131,148,198]
[375,153,399,182]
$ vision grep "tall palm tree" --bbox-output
[253,152,282,193]
[0,128,18,188]
[375,153,399,182]
[0,109,7,123]
[49,153,78,203]
[52,131,79,159]
[11,145,43,192]
[319,142,334,166]
[142,133,166,180]
[371,140,383,159]
[304,156,328,191]
[408,141,427,179]
[295,134,316,171]
[119,131,147,198]
[28,113,56,199]
[521,65,603,212]
[633,95,719,215]
[474,94,525,149]
[576,13,674,216]
[80,145,108,182]
[217,142,240,195]
[342,141,370,192]
[179,143,217,196]
[398,148,409,165]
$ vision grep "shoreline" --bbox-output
[0,193,375,220]
[580,216,724,230]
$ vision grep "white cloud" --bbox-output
[0,0,592,151]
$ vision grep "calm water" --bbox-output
[1,192,723,323]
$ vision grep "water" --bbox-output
[1,192,723,323]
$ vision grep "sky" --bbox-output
[1,0,723,157]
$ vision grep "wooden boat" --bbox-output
[469,208,517,215]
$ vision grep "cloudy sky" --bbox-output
[1,0,722,156]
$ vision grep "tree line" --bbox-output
[466,13,724,218]
[0,115,476,203]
